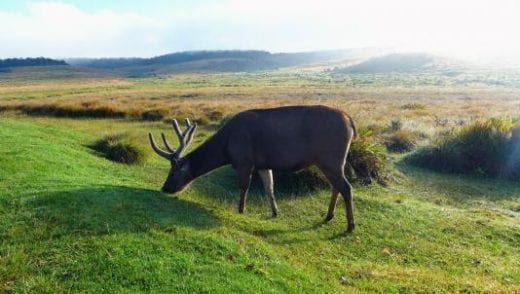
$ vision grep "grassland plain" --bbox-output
[1,69,520,292]
[2,67,520,132]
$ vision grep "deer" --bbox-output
[148,105,358,232]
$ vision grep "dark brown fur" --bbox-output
[157,105,357,232]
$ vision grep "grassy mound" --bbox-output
[141,109,167,121]
[90,133,146,164]
[250,168,329,195]
[17,104,127,118]
[385,129,417,153]
[408,118,514,177]
[348,127,387,184]
[273,168,329,193]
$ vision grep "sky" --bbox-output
[1,0,520,61]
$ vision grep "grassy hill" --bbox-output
[0,51,481,79]
[1,114,519,292]
[66,49,378,76]
[336,53,467,74]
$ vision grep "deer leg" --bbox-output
[237,167,253,214]
[342,181,355,232]
[324,189,339,222]
[319,166,355,232]
[258,169,279,217]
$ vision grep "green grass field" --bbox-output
[1,68,520,292]
[1,112,519,293]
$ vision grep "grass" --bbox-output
[385,129,418,153]
[90,133,147,164]
[348,127,387,185]
[1,68,520,292]
[1,115,520,292]
[3,70,520,130]
[408,118,515,177]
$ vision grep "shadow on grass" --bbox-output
[246,222,354,245]
[195,166,331,204]
[7,186,218,240]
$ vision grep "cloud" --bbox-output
[0,2,163,57]
[1,0,520,61]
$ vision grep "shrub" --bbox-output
[504,127,520,178]
[194,115,211,126]
[385,129,417,153]
[18,104,126,118]
[141,109,168,121]
[401,103,426,110]
[347,127,387,184]
[90,133,146,164]
[273,168,329,193]
[249,167,328,195]
[204,109,225,121]
[389,119,403,132]
[408,118,513,176]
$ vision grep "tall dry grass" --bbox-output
[2,72,520,138]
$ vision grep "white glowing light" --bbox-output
[0,0,519,61]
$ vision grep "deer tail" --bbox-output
[346,114,358,139]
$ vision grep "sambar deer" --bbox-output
[149,105,358,232]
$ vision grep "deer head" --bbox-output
[149,118,198,193]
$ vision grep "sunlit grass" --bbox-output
[1,69,520,292]
[1,115,519,292]
[2,71,520,138]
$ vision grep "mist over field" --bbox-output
[1,1,520,293]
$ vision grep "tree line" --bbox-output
[0,57,67,68]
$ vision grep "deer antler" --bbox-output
[148,133,172,160]
[149,118,198,160]
[160,133,176,153]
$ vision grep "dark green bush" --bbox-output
[205,109,225,121]
[141,109,167,121]
[18,104,126,118]
[194,115,211,126]
[273,167,329,193]
[385,129,417,153]
[90,133,146,164]
[401,103,426,110]
[408,118,513,176]
[389,119,403,132]
[348,127,387,184]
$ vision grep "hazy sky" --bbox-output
[1,0,519,60]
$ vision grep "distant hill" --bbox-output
[0,57,67,68]
[66,49,380,76]
[335,53,466,74]
[0,51,477,79]
[0,65,114,80]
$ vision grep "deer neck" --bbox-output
[184,132,229,179]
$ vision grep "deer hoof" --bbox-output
[323,214,334,223]
[346,223,355,233]
[271,210,278,218]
